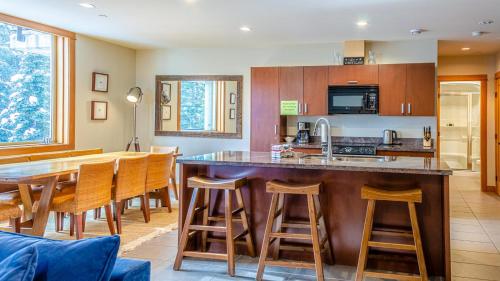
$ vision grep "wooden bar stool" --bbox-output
[173,176,255,276]
[356,185,427,281]
[256,180,333,281]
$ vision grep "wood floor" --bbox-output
[122,171,500,281]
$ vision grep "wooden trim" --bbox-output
[0,13,75,39]
[496,72,499,195]
[437,75,488,192]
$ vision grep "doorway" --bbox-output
[438,75,487,191]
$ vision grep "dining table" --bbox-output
[0,151,177,236]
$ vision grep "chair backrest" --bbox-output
[0,156,30,165]
[150,146,178,176]
[70,148,104,157]
[114,155,149,201]
[146,153,173,192]
[29,151,73,161]
[74,160,116,212]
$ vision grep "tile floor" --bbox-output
[123,171,500,281]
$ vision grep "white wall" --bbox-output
[75,35,136,152]
[135,40,438,156]
[438,55,497,186]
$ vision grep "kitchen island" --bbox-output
[177,151,452,280]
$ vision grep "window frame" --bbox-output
[0,13,75,156]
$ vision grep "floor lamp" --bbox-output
[125,87,143,152]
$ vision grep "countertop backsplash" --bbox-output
[287,115,437,139]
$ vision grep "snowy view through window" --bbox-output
[0,22,52,144]
[180,81,215,131]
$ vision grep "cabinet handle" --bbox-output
[274,125,278,135]
[408,103,412,115]
[347,80,358,84]
[298,103,302,114]
[304,103,308,114]
[401,103,405,115]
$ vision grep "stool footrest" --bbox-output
[281,219,317,229]
[364,270,422,281]
[265,259,316,269]
[372,226,414,238]
[183,251,228,261]
[368,241,416,251]
[189,225,226,233]
[269,232,312,240]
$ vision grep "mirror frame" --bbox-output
[154,75,243,139]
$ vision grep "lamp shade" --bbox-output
[126,87,143,103]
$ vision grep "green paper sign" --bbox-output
[280,100,299,115]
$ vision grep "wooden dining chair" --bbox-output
[145,153,174,213]
[150,146,179,201]
[112,155,149,234]
[50,160,116,240]
[0,203,22,233]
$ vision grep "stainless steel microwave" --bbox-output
[328,85,379,114]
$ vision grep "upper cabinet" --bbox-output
[303,66,328,116]
[406,63,436,116]
[279,67,304,114]
[378,63,435,116]
[328,65,379,85]
[379,64,407,116]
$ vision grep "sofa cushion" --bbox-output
[0,246,38,281]
[0,231,120,281]
[110,258,151,281]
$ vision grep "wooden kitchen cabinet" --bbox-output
[378,63,435,116]
[379,64,407,116]
[303,66,328,115]
[279,67,304,114]
[328,65,379,85]
[406,63,436,116]
[251,67,281,151]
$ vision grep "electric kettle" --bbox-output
[383,130,397,145]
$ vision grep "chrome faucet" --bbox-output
[312,118,332,161]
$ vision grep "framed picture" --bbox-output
[91,101,108,120]
[161,82,172,104]
[229,92,236,104]
[162,105,171,120]
[92,72,109,92]
[229,108,236,119]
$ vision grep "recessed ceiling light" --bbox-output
[356,20,368,27]
[240,26,251,32]
[98,14,108,18]
[461,47,471,51]
[479,19,494,25]
[79,3,95,8]
[472,31,485,37]
[410,28,425,35]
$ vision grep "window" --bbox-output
[0,22,53,144]
[0,13,75,155]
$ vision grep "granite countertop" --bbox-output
[178,151,452,176]
[285,137,435,153]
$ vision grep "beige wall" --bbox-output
[136,40,438,157]
[438,55,497,186]
[75,35,136,152]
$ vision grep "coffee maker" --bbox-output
[296,122,310,144]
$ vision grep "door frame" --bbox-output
[496,72,500,195]
[437,75,488,192]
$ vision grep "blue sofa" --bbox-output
[0,231,150,281]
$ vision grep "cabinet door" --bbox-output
[279,67,304,114]
[406,63,436,116]
[379,64,407,116]
[251,67,280,151]
[328,65,379,85]
[303,66,328,116]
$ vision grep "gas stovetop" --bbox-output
[330,143,377,156]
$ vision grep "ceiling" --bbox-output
[1,0,500,52]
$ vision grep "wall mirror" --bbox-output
[155,75,242,138]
